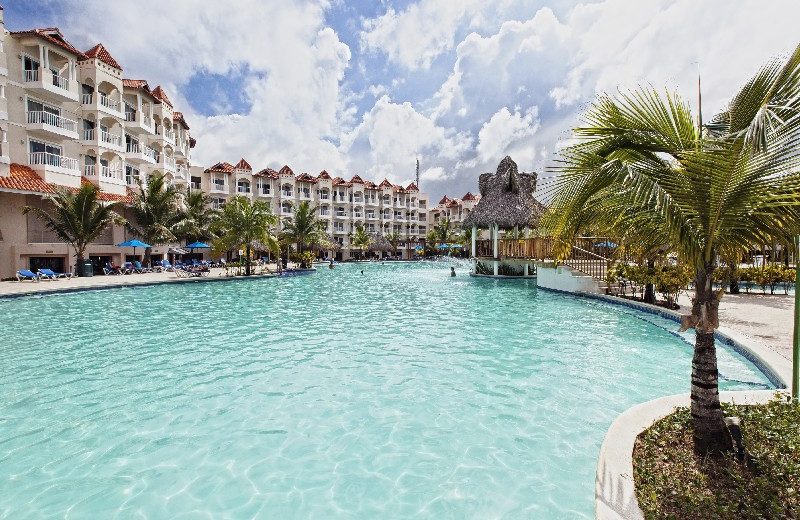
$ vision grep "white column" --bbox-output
[494,260,499,276]
[493,224,499,258]
[471,225,477,257]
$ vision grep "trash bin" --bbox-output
[77,259,94,277]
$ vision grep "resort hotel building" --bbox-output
[192,160,430,262]
[431,192,481,228]
[0,9,432,278]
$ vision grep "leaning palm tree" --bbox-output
[281,200,324,255]
[542,44,800,454]
[349,223,372,259]
[128,172,183,267]
[175,187,220,245]
[213,196,279,275]
[433,217,456,246]
[385,231,401,256]
[22,183,125,273]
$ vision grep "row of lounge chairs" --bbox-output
[16,268,73,282]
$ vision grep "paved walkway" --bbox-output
[677,291,795,362]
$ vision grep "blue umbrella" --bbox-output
[451,244,463,248]
[117,239,151,256]
[595,241,618,248]
[186,241,211,249]
[437,244,451,249]
[414,245,424,251]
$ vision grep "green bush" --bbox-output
[289,251,316,268]
[475,261,493,275]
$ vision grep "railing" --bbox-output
[99,93,120,111]
[143,115,152,127]
[125,111,136,122]
[102,166,123,180]
[84,164,95,176]
[165,156,176,169]
[51,74,69,90]
[82,93,93,105]
[282,191,293,197]
[24,69,39,82]
[320,194,329,200]
[237,186,251,194]
[29,152,78,171]
[191,182,201,190]
[142,145,158,161]
[101,131,121,147]
[126,143,140,153]
[164,128,174,140]
[212,182,226,192]
[27,111,77,132]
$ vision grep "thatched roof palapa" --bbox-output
[369,233,394,252]
[462,156,546,229]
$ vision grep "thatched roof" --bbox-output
[309,234,341,251]
[369,233,394,252]
[462,156,546,229]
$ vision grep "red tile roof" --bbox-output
[255,168,279,178]
[151,86,173,108]
[11,28,85,58]
[122,79,159,102]
[350,174,364,184]
[82,43,122,70]
[317,170,331,180]
[462,192,477,201]
[0,164,129,202]
[378,179,394,189]
[447,200,460,207]
[295,172,317,183]
[332,176,348,186]
[173,111,190,129]
[405,182,419,192]
[439,195,452,205]
[364,181,377,189]
[278,165,294,176]
[205,162,236,174]
[235,158,252,171]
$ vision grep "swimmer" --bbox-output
[450,267,456,277]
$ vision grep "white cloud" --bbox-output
[476,106,540,165]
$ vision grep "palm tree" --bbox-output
[128,172,183,266]
[349,223,372,259]
[175,187,220,245]
[22,183,125,273]
[281,200,324,255]
[542,45,800,455]
[213,196,279,275]
[385,231,401,256]
[433,217,456,246]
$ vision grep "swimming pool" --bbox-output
[0,262,774,518]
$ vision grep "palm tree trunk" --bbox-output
[689,262,732,455]
[144,247,152,268]
[245,245,251,276]
[644,259,656,304]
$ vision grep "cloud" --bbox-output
[476,106,540,166]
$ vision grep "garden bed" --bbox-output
[633,399,800,520]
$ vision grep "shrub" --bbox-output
[289,251,316,268]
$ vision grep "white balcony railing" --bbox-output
[27,111,77,133]
[81,93,93,105]
[101,131,121,147]
[30,152,78,171]
[125,112,136,122]
[126,143,140,153]
[24,69,39,82]
[99,93,119,111]
[52,74,69,90]
[143,115,152,128]
[164,129,174,140]
[143,145,158,161]
[190,182,202,190]
[165,156,176,169]
[102,166,123,179]
[84,165,95,176]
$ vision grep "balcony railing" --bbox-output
[24,69,69,90]
[27,111,77,132]
[125,112,136,122]
[165,156,176,169]
[101,166,123,180]
[191,182,202,190]
[29,152,78,171]
[84,165,95,176]
[143,115,152,127]
[100,94,119,111]
[164,129,174,140]
[101,131,121,147]
[24,69,39,82]
[237,186,251,194]
[143,145,158,161]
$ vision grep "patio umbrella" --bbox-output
[437,244,451,250]
[116,239,151,256]
[185,241,211,251]
[414,245,424,251]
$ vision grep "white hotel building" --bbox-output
[192,160,430,261]
[0,10,431,278]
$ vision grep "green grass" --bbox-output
[633,398,800,520]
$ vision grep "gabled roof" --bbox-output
[255,168,279,178]
[317,170,331,180]
[405,182,419,192]
[205,162,236,174]
[151,86,173,108]
[122,79,159,102]
[350,174,364,184]
[11,28,85,58]
[278,165,294,176]
[295,173,317,183]
[438,195,452,205]
[0,164,129,202]
[378,178,394,189]
[173,111,190,129]
[82,43,122,70]
[332,176,348,186]
[364,181,377,189]
[462,191,477,201]
[235,158,252,171]
[447,200,461,207]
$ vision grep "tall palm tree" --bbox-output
[22,183,125,272]
[213,196,279,275]
[349,223,372,259]
[281,200,324,255]
[542,45,800,455]
[175,187,220,245]
[433,217,456,246]
[385,231,401,256]
[128,172,182,266]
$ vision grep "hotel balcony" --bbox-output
[23,69,79,102]
[211,182,228,194]
[81,93,124,120]
[174,165,188,183]
[83,164,126,189]
[29,152,80,184]
[81,129,124,153]
[162,156,176,173]
[335,212,348,219]
[190,181,202,190]
[125,143,158,165]
[163,128,175,143]
[124,111,156,135]
[26,111,79,140]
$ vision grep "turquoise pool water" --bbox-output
[0,262,774,519]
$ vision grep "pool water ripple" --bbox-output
[0,262,774,519]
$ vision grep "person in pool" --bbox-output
[450,267,456,277]
[329,259,335,270]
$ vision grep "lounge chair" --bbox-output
[160,259,176,272]
[134,260,153,273]
[126,262,143,274]
[16,269,40,282]
[38,268,72,279]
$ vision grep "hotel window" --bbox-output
[124,102,136,121]
[212,198,225,209]
[190,176,202,190]
[320,189,329,200]
[419,226,427,233]
[334,222,344,232]
[335,207,346,217]
[302,187,311,198]
[282,202,292,214]
[282,185,293,196]
[394,211,402,219]
[260,183,271,195]
[319,206,329,216]
[125,164,140,185]
[28,139,62,165]
[366,210,375,218]
[213,176,225,190]
[237,180,250,194]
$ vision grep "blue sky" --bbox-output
[7,0,800,201]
